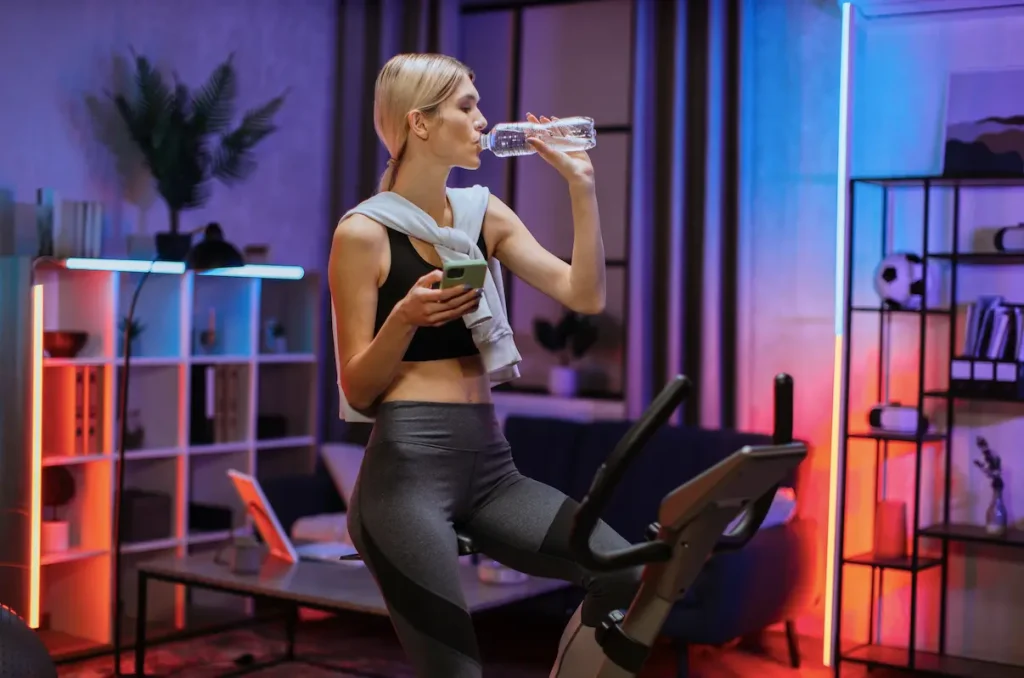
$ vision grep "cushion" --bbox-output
[723,486,797,534]
[292,511,351,544]
[290,443,365,544]
[505,415,583,494]
[321,443,365,506]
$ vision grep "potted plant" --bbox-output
[41,466,76,554]
[264,318,287,354]
[533,310,599,397]
[111,50,287,261]
[119,316,145,355]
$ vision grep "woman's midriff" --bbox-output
[379,354,493,404]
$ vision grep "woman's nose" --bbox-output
[476,117,487,131]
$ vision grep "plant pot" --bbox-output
[548,365,579,398]
[155,231,193,262]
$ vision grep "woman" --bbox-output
[328,53,641,678]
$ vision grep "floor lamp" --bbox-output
[112,224,244,677]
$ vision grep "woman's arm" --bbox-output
[488,115,605,314]
[328,215,417,412]
[488,185,605,314]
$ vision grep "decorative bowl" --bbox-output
[43,331,88,358]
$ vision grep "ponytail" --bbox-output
[377,160,397,193]
[376,143,405,193]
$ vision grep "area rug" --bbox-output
[57,607,825,678]
[57,608,568,677]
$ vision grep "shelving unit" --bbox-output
[834,174,1024,678]
[32,260,320,661]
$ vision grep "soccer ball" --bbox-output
[873,252,940,310]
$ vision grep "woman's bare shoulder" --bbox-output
[333,213,388,252]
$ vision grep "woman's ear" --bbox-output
[408,110,430,141]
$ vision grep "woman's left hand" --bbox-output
[525,113,595,188]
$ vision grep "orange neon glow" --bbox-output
[29,284,43,629]
[823,334,844,666]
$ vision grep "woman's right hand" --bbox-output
[396,269,482,327]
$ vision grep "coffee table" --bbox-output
[134,553,570,676]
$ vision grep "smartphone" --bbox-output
[440,259,488,290]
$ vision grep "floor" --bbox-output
[57,608,897,678]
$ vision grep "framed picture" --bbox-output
[943,67,1024,176]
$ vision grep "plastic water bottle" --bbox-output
[479,116,596,157]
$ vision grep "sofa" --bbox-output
[261,415,814,677]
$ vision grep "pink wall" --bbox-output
[0,0,337,273]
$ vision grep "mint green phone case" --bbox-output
[441,259,488,290]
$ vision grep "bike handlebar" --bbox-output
[568,375,692,571]
[714,373,794,553]
[568,373,796,570]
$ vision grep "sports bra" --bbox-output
[374,227,489,362]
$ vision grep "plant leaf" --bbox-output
[109,52,285,213]
[533,319,565,352]
[570,318,599,358]
[190,54,237,136]
[133,56,174,150]
[211,92,287,184]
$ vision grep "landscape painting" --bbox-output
[943,68,1024,177]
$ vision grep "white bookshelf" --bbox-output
[32,260,321,659]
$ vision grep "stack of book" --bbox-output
[950,296,1024,400]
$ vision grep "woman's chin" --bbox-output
[458,155,482,171]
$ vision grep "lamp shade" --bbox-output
[185,222,244,271]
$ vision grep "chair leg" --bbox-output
[675,640,690,678]
[784,620,800,668]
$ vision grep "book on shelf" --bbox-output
[962,296,1024,362]
[190,364,245,446]
[71,365,103,456]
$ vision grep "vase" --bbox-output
[548,365,579,398]
[41,520,69,554]
[986,486,1008,536]
[155,231,193,261]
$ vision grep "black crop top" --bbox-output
[373,228,489,362]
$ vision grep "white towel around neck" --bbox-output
[330,184,521,422]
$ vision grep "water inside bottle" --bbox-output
[480,116,596,157]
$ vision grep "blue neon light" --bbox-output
[834,1,853,337]
[62,258,304,280]
[65,258,185,274]
[199,264,305,280]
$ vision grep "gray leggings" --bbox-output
[347,401,641,678]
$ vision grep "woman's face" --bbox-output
[424,74,488,170]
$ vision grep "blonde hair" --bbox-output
[374,53,474,193]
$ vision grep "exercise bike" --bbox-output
[566,373,807,678]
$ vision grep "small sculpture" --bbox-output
[974,436,1008,536]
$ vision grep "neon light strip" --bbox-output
[63,258,304,280]
[824,1,855,668]
[198,264,304,280]
[29,284,43,629]
[65,258,185,274]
